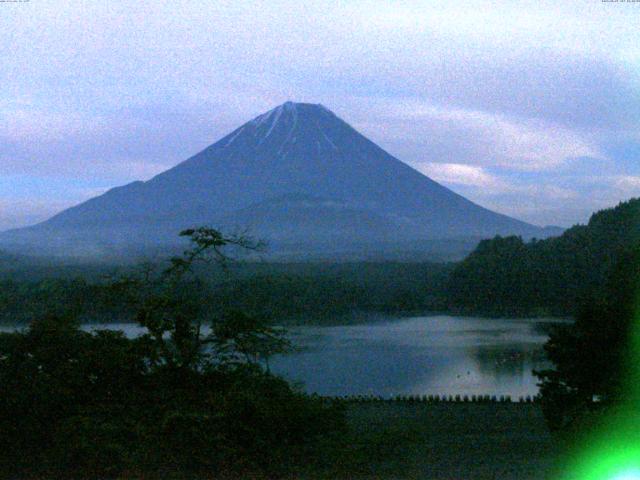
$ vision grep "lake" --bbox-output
[269,315,565,398]
[1,315,566,398]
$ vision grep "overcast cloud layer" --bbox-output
[1,0,639,230]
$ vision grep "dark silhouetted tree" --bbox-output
[536,245,640,430]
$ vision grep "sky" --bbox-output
[1,0,639,230]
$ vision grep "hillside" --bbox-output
[446,198,640,316]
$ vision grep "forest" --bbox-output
[446,198,640,317]
[0,260,452,326]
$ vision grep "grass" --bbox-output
[308,402,559,480]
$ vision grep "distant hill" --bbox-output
[446,198,640,316]
[0,101,559,260]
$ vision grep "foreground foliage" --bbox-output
[0,229,345,479]
[536,245,640,431]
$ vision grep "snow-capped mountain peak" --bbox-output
[0,102,556,259]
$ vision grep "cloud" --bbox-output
[0,101,224,180]
[357,100,602,171]
[429,167,638,227]
[611,175,640,192]
[415,163,506,189]
[1,105,107,143]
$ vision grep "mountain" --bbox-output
[0,102,560,260]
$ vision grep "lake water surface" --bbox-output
[269,315,565,398]
[2,315,566,398]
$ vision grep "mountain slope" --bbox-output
[1,102,558,259]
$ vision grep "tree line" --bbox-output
[0,261,451,326]
[446,198,640,317]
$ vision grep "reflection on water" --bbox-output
[0,315,568,398]
[269,316,568,397]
